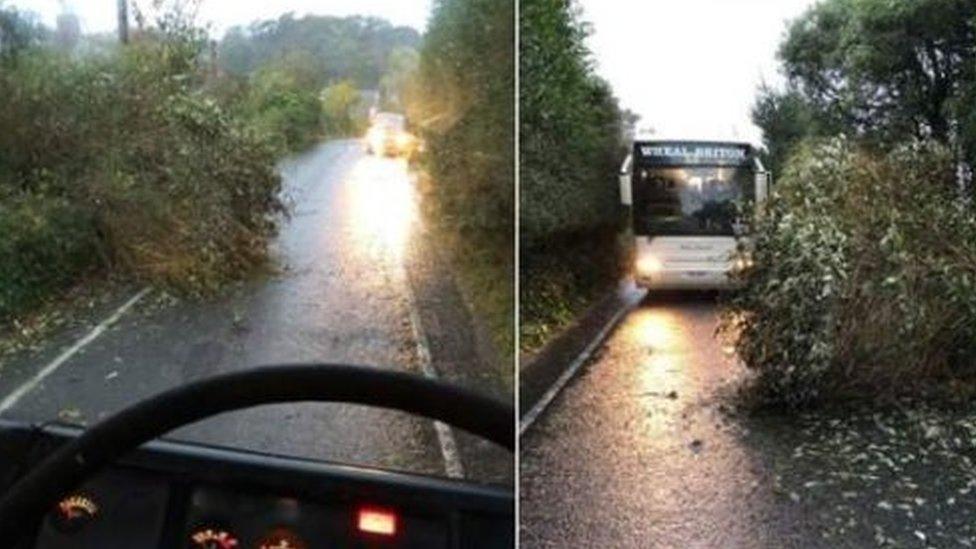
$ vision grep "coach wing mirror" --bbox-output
[619,172,632,206]
[755,170,771,204]
[619,154,633,206]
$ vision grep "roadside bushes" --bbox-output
[519,227,624,350]
[723,139,976,406]
[411,0,515,357]
[519,0,622,242]
[219,59,365,154]
[320,80,366,137]
[415,0,514,239]
[0,29,283,321]
[740,0,976,406]
[0,198,98,318]
[241,59,324,154]
[519,0,626,351]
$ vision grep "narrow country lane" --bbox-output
[0,140,504,483]
[520,294,976,548]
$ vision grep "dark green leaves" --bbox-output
[776,0,975,151]
[723,140,976,406]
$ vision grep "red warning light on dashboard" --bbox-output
[357,507,397,536]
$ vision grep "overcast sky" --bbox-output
[11,0,814,144]
[579,0,817,144]
[8,0,432,37]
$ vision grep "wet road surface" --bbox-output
[0,140,508,484]
[520,293,976,547]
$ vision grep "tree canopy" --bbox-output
[0,5,47,58]
[217,14,421,89]
[755,0,976,173]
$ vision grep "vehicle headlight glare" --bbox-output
[369,132,384,148]
[733,257,754,272]
[637,256,662,276]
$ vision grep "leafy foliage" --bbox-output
[0,21,283,321]
[380,47,420,112]
[218,17,394,151]
[765,0,976,167]
[518,0,626,350]
[415,0,514,238]
[320,80,366,137]
[742,0,976,406]
[237,58,325,153]
[723,140,976,406]
[753,84,830,177]
[519,228,625,351]
[519,0,624,243]
[961,69,976,170]
[411,0,514,355]
[0,4,46,58]
[0,198,97,318]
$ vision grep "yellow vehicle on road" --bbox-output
[365,112,419,158]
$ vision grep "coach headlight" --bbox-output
[732,256,754,273]
[366,128,386,151]
[395,132,412,149]
[636,255,662,277]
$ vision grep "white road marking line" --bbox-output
[401,270,465,479]
[393,171,464,479]
[518,289,645,437]
[0,287,151,414]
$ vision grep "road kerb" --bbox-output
[519,285,645,437]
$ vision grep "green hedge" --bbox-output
[415,0,514,239]
[411,0,515,357]
[518,0,626,350]
[519,0,623,245]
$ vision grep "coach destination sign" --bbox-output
[634,141,752,167]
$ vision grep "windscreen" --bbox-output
[0,0,513,487]
[632,165,754,237]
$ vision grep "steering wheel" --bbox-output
[0,363,514,537]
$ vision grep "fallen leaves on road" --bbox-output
[58,408,84,424]
[750,402,976,546]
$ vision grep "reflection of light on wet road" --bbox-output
[624,308,693,433]
[346,155,417,262]
[634,309,677,350]
[522,302,782,547]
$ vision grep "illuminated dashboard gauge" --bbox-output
[51,494,99,532]
[189,528,240,549]
[258,528,307,549]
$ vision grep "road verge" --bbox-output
[402,172,514,484]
